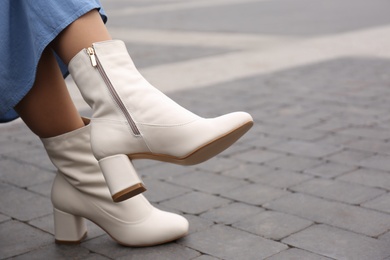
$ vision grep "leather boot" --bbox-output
[68,40,253,201]
[42,119,189,246]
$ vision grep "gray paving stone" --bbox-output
[0,120,31,139]
[13,135,43,147]
[0,213,11,224]
[326,149,375,166]
[269,140,342,158]
[4,123,41,144]
[359,154,390,172]
[233,149,284,164]
[303,162,356,179]
[310,118,351,132]
[0,132,9,142]
[82,235,198,259]
[183,214,214,235]
[192,255,221,260]
[0,158,55,188]
[137,161,192,180]
[84,223,115,244]
[194,157,241,173]
[260,106,308,121]
[339,127,390,140]
[362,193,390,214]
[282,224,390,260]
[80,253,111,260]
[258,125,325,141]
[27,180,54,198]
[262,116,309,130]
[233,211,313,240]
[379,231,390,242]
[290,179,386,204]
[179,225,288,260]
[12,244,91,260]
[81,235,134,258]
[315,133,359,146]
[151,203,182,216]
[0,220,52,259]
[347,139,390,155]
[266,248,332,260]
[131,159,161,171]
[0,140,31,156]
[264,155,323,172]
[142,178,191,203]
[266,113,323,129]
[247,135,286,150]
[200,202,264,225]
[4,147,55,171]
[221,163,272,180]
[238,128,264,143]
[219,141,254,157]
[28,214,54,235]
[338,168,390,190]
[167,171,248,195]
[264,193,390,237]
[220,183,290,206]
[0,183,52,221]
[116,243,201,260]
[249,168,312,188]
[160,191,231,214]
[378,120,390,130]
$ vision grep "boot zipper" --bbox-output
[86,47,141,136]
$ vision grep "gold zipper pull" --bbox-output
[86,47,97,67]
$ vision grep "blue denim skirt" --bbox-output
[0,0,106,122]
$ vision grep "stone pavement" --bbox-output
[2,0,390,259]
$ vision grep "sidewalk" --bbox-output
[2,0,390,259]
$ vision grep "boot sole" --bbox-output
[55,220,188,247]
[112,183,146,203]
[55,232,87,245]
[128,120,253,165]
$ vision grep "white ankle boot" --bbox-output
[42,119,188,246]
[68,40,253,201]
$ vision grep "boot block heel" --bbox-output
[99,154,146,202]
[53,208,87,244]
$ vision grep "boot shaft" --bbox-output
[42,121,154,221]
[68,40,199,127]
[41,120,108,196]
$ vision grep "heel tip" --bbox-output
[112,183,147,202]
[55,232,87,245]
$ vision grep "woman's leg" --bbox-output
[14,47,84,138]
[52,10,111,65]
[14,10,110,137]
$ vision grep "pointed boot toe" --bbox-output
[117,208,189,247]
[136,111,253,165]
